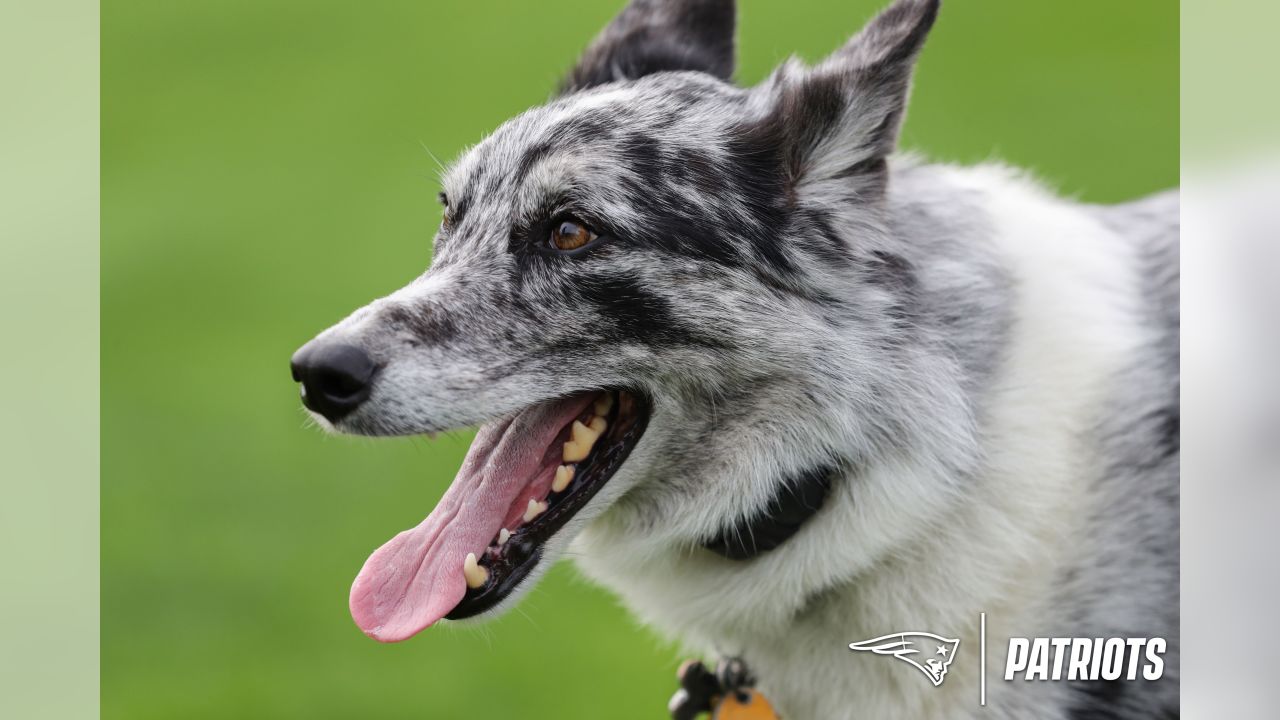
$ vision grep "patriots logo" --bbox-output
[848,632,960,686]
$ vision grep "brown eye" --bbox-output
[550,219,597,252]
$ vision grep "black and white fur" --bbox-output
[299,1,1179,717]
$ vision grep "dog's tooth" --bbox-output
[463,552,488,589]
[552,465,575,493]
[563,420,600,462]
[574,419,602,445]
[593,394,614,417]
[563,440,589,462]
[497,528,510,546]
[589,416,607,434]
[523,498,547,523]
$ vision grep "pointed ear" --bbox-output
[764,0,939,198]
[561,0,736,93]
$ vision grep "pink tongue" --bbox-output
[348,394,593,642]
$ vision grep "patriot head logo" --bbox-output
[848,632,960,686]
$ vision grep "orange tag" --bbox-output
[712,689,781,720]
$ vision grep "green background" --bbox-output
[102,1,1176,718]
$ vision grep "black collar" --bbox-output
[703,464,835,561]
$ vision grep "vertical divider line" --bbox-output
[980,612,987,707]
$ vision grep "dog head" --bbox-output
[292,0,953,642]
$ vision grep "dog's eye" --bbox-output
[550,219,597,252]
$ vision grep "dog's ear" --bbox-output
[760,0,939,200]
[560,0,735,94]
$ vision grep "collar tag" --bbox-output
[713,688,780,719]
[668,657,782,720]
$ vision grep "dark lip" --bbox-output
[445,389,651,620]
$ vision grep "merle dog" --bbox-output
[291,1,1179,717]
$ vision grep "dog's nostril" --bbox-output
[313,366,367,398]
[290,342,377,423]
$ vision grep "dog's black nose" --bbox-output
[290,342,376,423]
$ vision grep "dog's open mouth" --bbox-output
[349,389,649,642]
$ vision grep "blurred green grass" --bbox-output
[102,1,1176,718]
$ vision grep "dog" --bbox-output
[290,1,1179,717]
